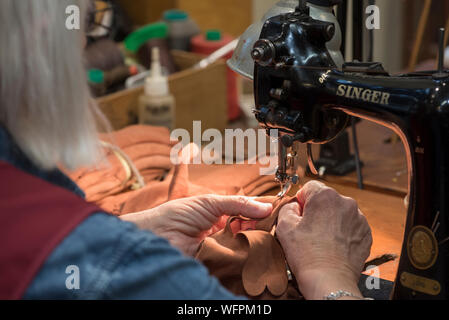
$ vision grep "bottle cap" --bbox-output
[144,47,169,97]
[124,22,169,53]
[163,9,188,21]
[128,65,139,76]
[206,30,222,41]
[88,69,104,84]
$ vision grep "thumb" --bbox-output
[297,180,327,210]
[179,143,200,164]
[207,195,272,219]
[278,202,302,226]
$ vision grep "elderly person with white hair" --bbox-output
[0,0,372,300]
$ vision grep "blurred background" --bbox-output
[86,0,449,198]
[115,0,448,72]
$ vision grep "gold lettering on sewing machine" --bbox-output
[336,85,390,105]
[319,70,331,84]
[407,225,438,270]
[400,272,441,296]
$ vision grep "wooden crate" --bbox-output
[96,51,228,136]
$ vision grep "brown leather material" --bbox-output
[68,125,175,203]
[67,125,279,215]
[241,230,288,296]
[195,196,303,300]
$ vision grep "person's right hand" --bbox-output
[276,181,373,300]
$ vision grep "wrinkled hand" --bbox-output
[276,181,372,300]
[122,195,272,256]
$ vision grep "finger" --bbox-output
[296,180,327,209]
[278,202,302,225]
[208,195,272,219]
[179,143,200,164]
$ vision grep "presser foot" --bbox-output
[275,173,299,198]
[277,181,292,198]
[275,138,301,198]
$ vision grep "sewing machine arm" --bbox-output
[251,6,449,299]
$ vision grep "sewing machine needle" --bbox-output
[277,181,292,198]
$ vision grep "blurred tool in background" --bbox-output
[124,22,177,74]
[88,65,138,97]
[84,38,125,71]
[84,0,135,96]
[83,0,241,129]
[163,9,201,52]
[85,0,132,43]
[192,30,241,121]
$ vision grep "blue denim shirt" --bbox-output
[0,126,240,300]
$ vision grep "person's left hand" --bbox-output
[121,195,272,256]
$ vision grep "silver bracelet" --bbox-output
[324,290,374,300]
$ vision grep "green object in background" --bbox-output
[206,30,222,41]
[124,22,169,53]
[163,9,188,21]
[88,69,104,84]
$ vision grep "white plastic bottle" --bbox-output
[138,47,176,130]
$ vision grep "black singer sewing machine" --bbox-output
[229,0,449,299]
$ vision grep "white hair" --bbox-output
[0,0,109,170]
